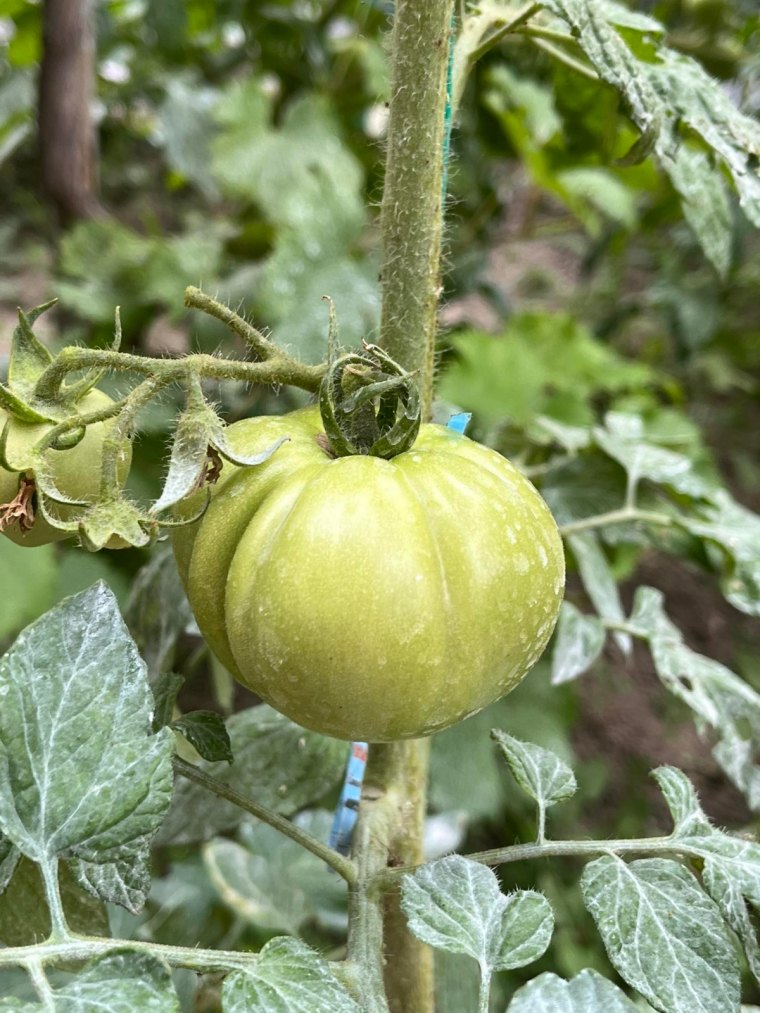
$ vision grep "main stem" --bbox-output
[379,0,454,419]
[355,4,455,1011]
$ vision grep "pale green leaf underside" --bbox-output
[491,730,577,807]
[507,968,641,1012]
[402,855,553,973]
[0,584,173,911]
[581,855,740,1013]
[0,952,179,1012]
[221,937,361,1013]
[551,602,606,685]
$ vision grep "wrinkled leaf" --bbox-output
[0,951,180,1012]
[0,584,174,913]
[567,532,631,654]
[204,811,346,935]
[632,588,760,810]
[551,602,606,684]
[581,855,740,1013]
[222,936,361,1013]
[491,730,576,817]
[402,855,553,977]
[173,711,232,764]
[507,968,641,1012]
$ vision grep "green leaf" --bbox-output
[125,545,193,680]
[581,856,740,1013]
[0,951,180,1011]
[156,706,346,845]
[593,412,711,501]
[652,765,760,978]
[0,856,108,945]
[173,711,232,764]
[679,490,760,617]
[666,147,733,277]
[0,584,174,913]
[507,968,641,1011]
[439,314,652,429]
[152,672,185,731]
[551,602,606,685]
[539,0,760,266]
[632,587,760,810]
[566,533,631,655]
[203,811,346,935]
[222,936,362,1013]
[491,730,577,811]
[402,855,553,974]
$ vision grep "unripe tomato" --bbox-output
[173,406,564,742]
[0,389,132,547]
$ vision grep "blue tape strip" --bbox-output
[329,741,369,856]
[447,411,472,434]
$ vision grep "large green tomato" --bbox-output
[0,389,132,547]
[174,406,564,742]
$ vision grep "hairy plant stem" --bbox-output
[379,0,454,418]
[32,289,324,402]
[559,506,674,536]
[374,833,703,887]
[173,757,356,885]
[369,2,455,1008]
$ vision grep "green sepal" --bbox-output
[7,302,56,393]
[77,498,157,552]
[319,343,421,459]
[0,380,55,423]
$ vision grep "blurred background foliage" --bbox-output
[0,0,759,1008]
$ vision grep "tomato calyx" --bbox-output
[318,342,421,459]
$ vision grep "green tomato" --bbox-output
[173,406,564,742]
[0,389,132,547]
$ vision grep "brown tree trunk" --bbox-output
[38,0,103,222]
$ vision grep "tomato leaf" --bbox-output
[6,303,54,396]
[156,706,346,845]
[652,766,760,981]
[491,731,577,813]
[507,968,640,1012]
[581,856,740,1013]
[0,583,174,914]
[566,532,631,655]
[173,711,232,764]
[222,936,362,1013]
[551,602,606,685]
[125,545,194,680]
[631,588,760,810]
[402,856,553,992]
[203,811,346,935]
[0,952,180,1012]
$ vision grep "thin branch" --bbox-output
[183,286,279,361]
[469,2,542,63]
[375,834,712,887]
[529,36,599,80]
[559,507,674,536]
[172,757,357,885]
